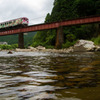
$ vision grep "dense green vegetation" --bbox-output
[92,36,100,45]
[0,44,18,50]
[32,0,100,48]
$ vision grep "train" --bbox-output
[0,17,29,29]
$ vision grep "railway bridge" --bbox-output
[0,16,100,48]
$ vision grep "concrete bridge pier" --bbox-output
[55,26,64,49]
[18,33,24,48]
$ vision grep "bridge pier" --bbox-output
[55,26,64,49]
[18,33,24,49]
[99,24,100,34]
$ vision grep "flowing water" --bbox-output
[0,51,100,100]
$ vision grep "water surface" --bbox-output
[0,51,100,100]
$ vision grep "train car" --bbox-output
[0,17,29,29]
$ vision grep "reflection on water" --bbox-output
[0,51,100,100]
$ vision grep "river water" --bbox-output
[0,51,100,100]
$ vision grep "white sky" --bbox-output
[0,0,54,25]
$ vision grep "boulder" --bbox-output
[95,46,100,51]
[28,46,37,51]
[73,40,96,52]
[36,46,46,50]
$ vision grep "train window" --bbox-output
[24,18,28,20]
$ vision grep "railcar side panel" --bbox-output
[0,17,29,30]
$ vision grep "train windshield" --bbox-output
[23,18,28,21]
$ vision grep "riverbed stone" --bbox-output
[7,51,13,54]
[95,46,100,51]
[79,66,94,72]
[73,40,96,52]
[36,46,46,50]
[28,46,37,51]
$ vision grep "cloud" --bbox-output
[0,0,54,25]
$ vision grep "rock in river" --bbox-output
[73,40,96,52]
[7,51,13,54]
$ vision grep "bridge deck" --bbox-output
[0,16,100,36]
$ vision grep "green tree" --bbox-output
[77,0,100,17]
[31,0,100,48]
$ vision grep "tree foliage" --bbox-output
[32,0,100,48]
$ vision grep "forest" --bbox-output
[0,0,100,49]
[0,32,36,49]
[31,0,100,48]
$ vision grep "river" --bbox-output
[0,51,100,100]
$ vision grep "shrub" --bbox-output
[45,45,54,49]
[62,40,77,48]
[0,44,18,50]
[11,44,18,49]
[91,36,100,45]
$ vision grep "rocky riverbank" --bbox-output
[14,40,100,53]
[15,47,73,53]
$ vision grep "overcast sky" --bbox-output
[0,0,54,25]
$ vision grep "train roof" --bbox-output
[0,17,29,24]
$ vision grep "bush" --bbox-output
[91,36,100,45]
[0,44,18,50]
[62,40,77,48]
[31,42,45,47]
[45,45,54,49]
[11,44,18,49]
[66,34,76,42]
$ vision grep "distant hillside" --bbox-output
[0,32,36,47]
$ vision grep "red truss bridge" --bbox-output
[0,15,100,48]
